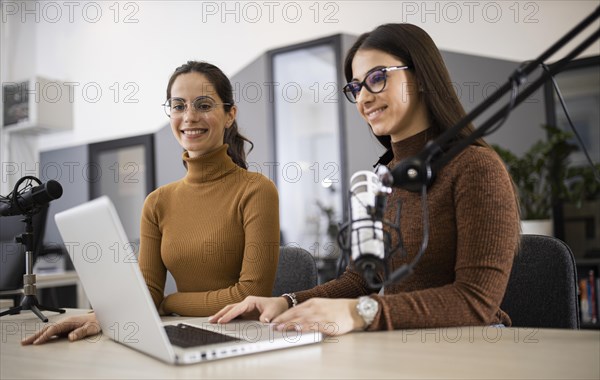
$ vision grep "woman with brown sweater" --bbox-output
[22,61,280,344]
[209,24,520,335]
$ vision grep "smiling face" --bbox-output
[351,49,429,142]
[169,72,236,158]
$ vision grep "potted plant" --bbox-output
[493,124,600,235]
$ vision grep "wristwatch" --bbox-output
[356,296,379,329]
[282,293,297,308]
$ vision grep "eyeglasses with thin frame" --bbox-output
[162,96,231,118]
[342,65,412,103]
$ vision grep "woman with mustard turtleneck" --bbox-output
[22,61,280,345]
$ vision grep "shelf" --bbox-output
[576,258,600,266]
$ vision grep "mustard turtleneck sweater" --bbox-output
[138,145,280,316]
[295,128,521,329]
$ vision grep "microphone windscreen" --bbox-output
[46,180,63,200]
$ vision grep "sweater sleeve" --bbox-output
[138,189,168,309]
[161,176,280,316]
[294,267,374,303]
[368,148,520,330]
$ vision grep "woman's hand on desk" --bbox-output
[208,296,289,324]
[21,312,101,345]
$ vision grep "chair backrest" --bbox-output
[501,234,580,329]
[272,246,318,296]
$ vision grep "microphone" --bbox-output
[337,167,403,288]
[348,170,389,285]
[0,179,63,217]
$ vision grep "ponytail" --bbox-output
[223,120,253,170]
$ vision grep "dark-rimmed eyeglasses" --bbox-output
[162,96,231,118]
[342,65,412,103]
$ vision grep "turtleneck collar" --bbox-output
[183,144,239,184]
[389,128,437,165]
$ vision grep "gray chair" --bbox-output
[272,246,318,296]
[501,234,580,329]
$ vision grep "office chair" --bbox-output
[501,234,580,329]
[272,246,318,296]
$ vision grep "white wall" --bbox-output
[2,1,599,153]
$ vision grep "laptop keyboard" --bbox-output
[164,323,241,348]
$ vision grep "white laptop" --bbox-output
[54,196,322,365]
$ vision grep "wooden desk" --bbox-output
[1,309,599,379]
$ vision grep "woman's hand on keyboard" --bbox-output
[208,296,288,324]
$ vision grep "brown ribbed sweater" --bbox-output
[295,129,520,329]
[138,145,280,316]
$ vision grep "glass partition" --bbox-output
[88,135,155,242]
[271,41,345,263]
[545,56,600,259]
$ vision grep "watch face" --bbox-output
[358,296,378,325]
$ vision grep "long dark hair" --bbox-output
[344,24,521,223]
[343,23,489,153]
[166,61,253,169]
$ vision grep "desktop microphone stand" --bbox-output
[0,214,65,322]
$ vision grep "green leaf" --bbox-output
[492,124,598,220]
